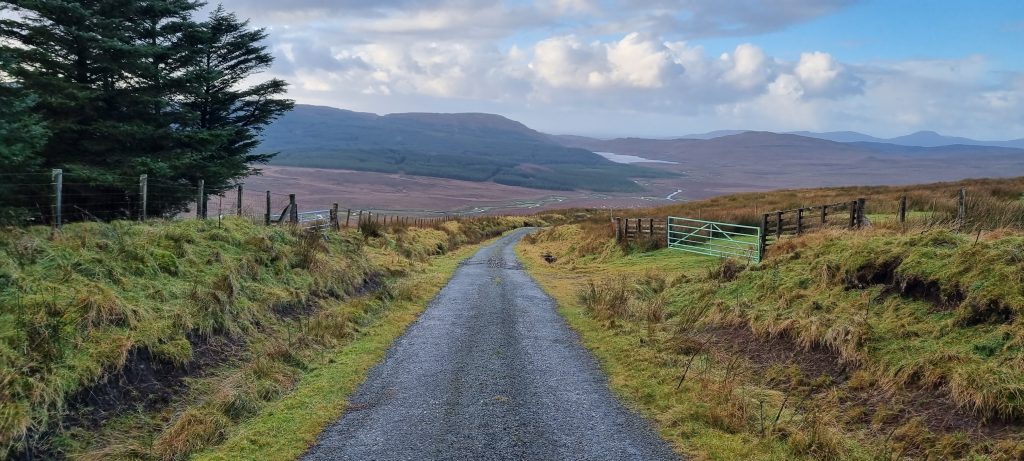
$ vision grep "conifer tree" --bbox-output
[0,1,292,219]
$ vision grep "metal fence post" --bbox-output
[139,174,148,221]
[666,216,671,247]
[758,214,768,260]
[52,169,62,229]
[196,179,204,219]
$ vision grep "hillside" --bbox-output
[552,132,1024,193]
[260,105,665,193]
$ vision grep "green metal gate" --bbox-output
[667,216,762,262]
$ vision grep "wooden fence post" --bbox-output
[775,211,783,239]
[649,218,654,237]
[139,174,147,222]
[849,201,857,228]
[288,194,298,224]
[196,179,204,219]
[345,209,351,228]
[615,217,622,242]
[52,169,62,229]
[357,210,363,226]
[856,198,866,228]
[236,185,243,216]
[796,208,804,235]
[330,203,339,230]
[898,195,907,224]
[821,205,827,225]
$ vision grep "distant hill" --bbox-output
[676,129,1024,149]
[552,131,1024,192]
[260,105,664,192]
[555,131,1024,161]
[675,130,747,140]
[790,130,1024,149]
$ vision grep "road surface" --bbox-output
[303,228,679,461]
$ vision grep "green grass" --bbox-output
[0,216,531,459]
[519,222,1024,460]
[517,241,815,460]
[195,241,484,460]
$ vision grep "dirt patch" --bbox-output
[845,259,968,314]
[701,325,850,384]
[272,299,318,320]
[696,324,1022,453]
[13,334,243,460]
[354,274,385,297]
[957,300,1015,326]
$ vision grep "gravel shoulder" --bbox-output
[302,228,679,461]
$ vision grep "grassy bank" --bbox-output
[195,240,483,460]
[519,221,1024,460]
[0,216,529,459]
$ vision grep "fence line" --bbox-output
[12,169,483,233]
[757,198,866,254]
[613,217,667,244]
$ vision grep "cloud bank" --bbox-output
[219,0,1024,138]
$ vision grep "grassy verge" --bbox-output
[518,222,1024,460]
[195,240,485,460]
[517,239,810,460]
[0,216,531,459]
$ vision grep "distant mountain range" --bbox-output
[551,131,1024,196]
[261,105,665,192]
[554,131,1024,159]
[258,105,1024,193]
[679,129,1024,149]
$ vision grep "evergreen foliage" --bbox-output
[0,1,292,221]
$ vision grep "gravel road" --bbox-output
[303,228,680,461]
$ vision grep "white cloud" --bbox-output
[768,73,805,99]
[530,33,673,89]
[721,43,773,90]
[795,52,838,90]
[208,0,1024,139]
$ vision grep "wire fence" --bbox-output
[1,169,474,233]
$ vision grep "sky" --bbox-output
[219,0,1024,139]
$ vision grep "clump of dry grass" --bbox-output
[576,272,671,324]
[152,409,231,461]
